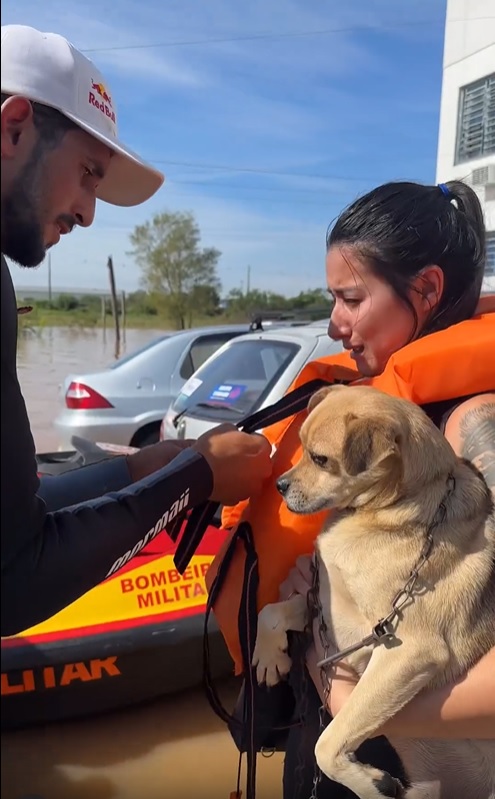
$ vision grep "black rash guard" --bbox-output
[1,256,213,637]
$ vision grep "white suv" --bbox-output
[161,321,342,441]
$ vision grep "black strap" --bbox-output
[202,523,247,726]
[166,511,188,544]
[202,522,259,799]
[173,378,330,573]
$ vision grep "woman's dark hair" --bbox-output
[326,180,486,336]
[1,92,79,150]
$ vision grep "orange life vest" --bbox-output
[206,308,495,675]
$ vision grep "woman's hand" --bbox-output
[279,554,359,717]
[279,554,314,600]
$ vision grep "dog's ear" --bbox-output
[307,385,338,413]
[308,386,332,413]
[342,415,402,476]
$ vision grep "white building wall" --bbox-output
[436,0,495,290]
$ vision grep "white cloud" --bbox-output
[2,3,206,89]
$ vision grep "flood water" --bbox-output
[1,681,284,799]
[16,326,167,452]
[3,326,285,799]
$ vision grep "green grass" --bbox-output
[17,306,247,331]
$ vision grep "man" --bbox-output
[1,25,272,637]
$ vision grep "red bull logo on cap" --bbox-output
[88,78,116,125]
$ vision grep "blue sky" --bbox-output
[6,0,449,297]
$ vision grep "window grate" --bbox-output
[486,232,495,278]
[455,74,495,164]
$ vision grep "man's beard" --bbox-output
[2,144,47,268]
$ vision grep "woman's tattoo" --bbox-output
[459,402,495,492]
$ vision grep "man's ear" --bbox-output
[1,96,35,158]
[342,415,402,477]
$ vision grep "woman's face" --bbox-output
[326,245,438,377]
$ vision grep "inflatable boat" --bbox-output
[1,446,232,731]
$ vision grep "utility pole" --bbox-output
[48,252,52,305]
[246,264,251,295]
[107,256,121,359]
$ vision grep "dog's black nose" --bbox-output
[276,477,290,495]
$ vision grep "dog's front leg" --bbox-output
[314,638,448,799]
[252,594,308,687]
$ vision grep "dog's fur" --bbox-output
[252,385,495,799]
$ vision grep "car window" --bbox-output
[179,333,243,380]
[173,338,300,420]
[109,335,171,369]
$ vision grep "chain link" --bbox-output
[306,473,455,798]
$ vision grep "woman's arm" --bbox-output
[444,392,495,500]
[306,643,495,739]
[300,392,495,739]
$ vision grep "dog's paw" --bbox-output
[252,631,292,687]
[315,745,407,799]
[372,774,406,798]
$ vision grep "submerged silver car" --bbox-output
[54,324,252,449]
[161,321,343,442]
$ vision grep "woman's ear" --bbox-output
[413,265,444,317]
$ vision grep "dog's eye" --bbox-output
[310,452,328,468]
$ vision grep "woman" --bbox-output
[280,179,495,798]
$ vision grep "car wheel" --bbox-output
[133,427,161,448]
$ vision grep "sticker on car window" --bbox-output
[181,376,202,397]
[209,384,247,402]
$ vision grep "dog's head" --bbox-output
[276,384,455,514]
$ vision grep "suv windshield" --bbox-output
[171,338,300,420]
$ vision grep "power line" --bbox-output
[165,181,425,205]
[169,178,368,194]
[80,16,495,54]
[151,158,427,185]
[80,18,446,53]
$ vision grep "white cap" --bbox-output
[1,24,164,207]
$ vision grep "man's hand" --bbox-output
[193,423,273,506]
[127,439,196,483]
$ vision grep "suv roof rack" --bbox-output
[249,307,330,332]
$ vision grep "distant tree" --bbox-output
[291,288,329,309]
[129,211,221,329]
[188,285,221,324]
[225,288,289,316]
[55,293,79,311]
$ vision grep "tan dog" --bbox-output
[252,385,495,799]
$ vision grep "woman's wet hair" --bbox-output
[326,180,486,336]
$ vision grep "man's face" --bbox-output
[1,98,112,267]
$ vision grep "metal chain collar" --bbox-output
[306,473,455,798]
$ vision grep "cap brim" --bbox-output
[64,112,165,207]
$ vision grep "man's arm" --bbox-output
[2,253,275,637]
[38,457,133,511]
[38,438,196,512]
[1,363,214,637]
